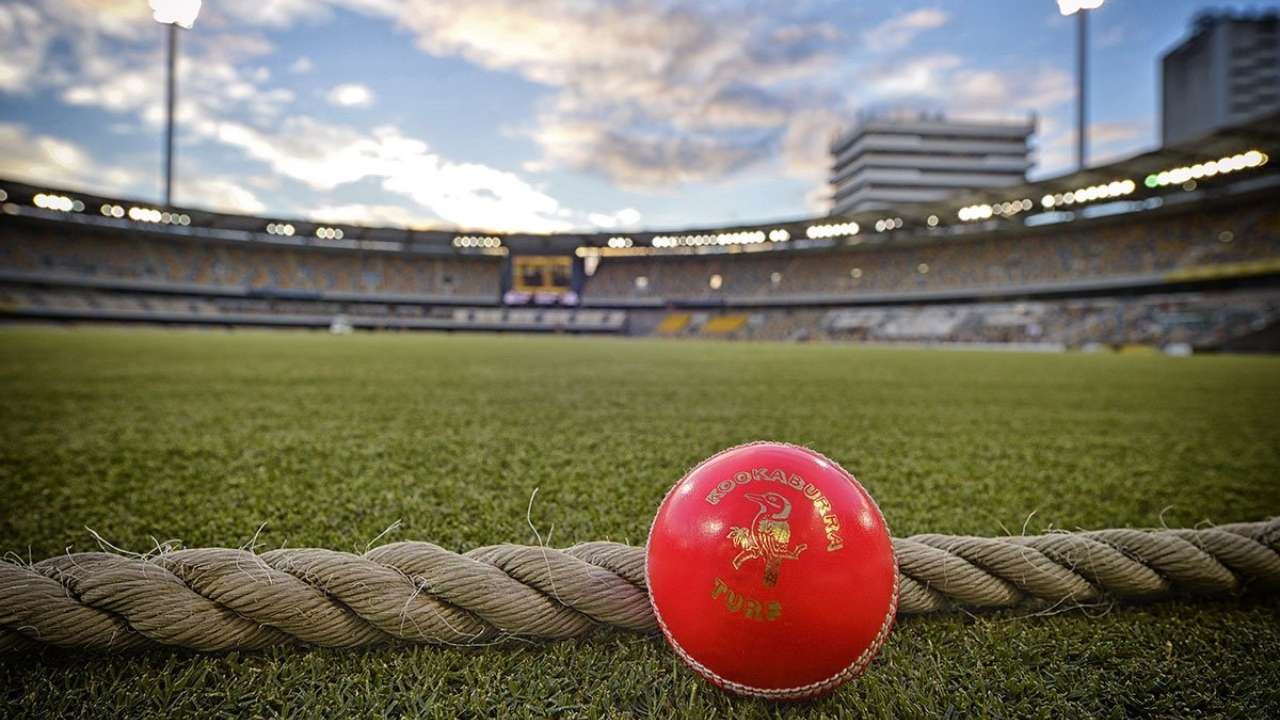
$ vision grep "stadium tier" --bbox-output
[583,198,1280,303]
[1,117,1278,350]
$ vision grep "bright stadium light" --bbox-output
[152,1,202,208]
[1058,0,1105,170]
[1143,150,1269,189]
[150,0,202,29]
[1057,0,1103,14]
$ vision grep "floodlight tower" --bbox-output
[150,0,202,207]
[1058,0,1104,171]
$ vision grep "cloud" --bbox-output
[804,185,832,215]
[202,0,331,28]
[289,56,314,74]
[866,54,964,101]
[864,54,1070,123]
[863,8,949,53]
[205,118,576,231]
[175,177,267,214]
[1034,116,1155,177]
[383,0,846,188]
[326,83,375,108]
[528,119,773,189]
[587,207,642,229]
[0,4,53,93]
[306,202,441,229]
[780,107,844,178]
[0,122,139,190]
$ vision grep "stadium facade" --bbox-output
[1163,11,1280,147]
[1,112,1278,352]
[827,113,1035,215]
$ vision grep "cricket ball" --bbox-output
[646,442,898,700]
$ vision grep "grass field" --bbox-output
[1,327,1278,718]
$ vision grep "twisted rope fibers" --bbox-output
[1,518,1276,653]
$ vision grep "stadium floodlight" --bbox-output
[1056,0,1103,13]
[150,0,202,29]
[151,1,202,208]
[1058,0,1104,170]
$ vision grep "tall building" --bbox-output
[827,112,1035,216]
[1162,12,1280,147]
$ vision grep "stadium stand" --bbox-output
[655,313,692,336]
[1,114,1277,349]
[635,290,1280,350]
[0,285,627,333]
[584,200,1280,302]
[0,225,499,300]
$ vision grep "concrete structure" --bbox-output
[828,113,1035,216]
[1162,12,1280,147]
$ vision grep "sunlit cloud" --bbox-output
[175,176,266,214]
[0,122,140,190]
[587,207,642,229]
[326,82,374,108]
[306,202,442,230]
[386,0,846,188]
[864,8,949,53]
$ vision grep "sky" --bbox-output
[0,0,1274,233]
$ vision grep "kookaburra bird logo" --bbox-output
[727,491,808,586]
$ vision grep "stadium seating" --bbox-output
[0,285,626,333]
[701,314,749,336]
[585,202,1280,300]
[655,313,692,336]
[2,192,1277,350]
[0,226,500,300]
[645,291,1280,350]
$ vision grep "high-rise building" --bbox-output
[828,112,1036,216]
[1162,12,1280,147]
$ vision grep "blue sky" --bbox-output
[0,0,1274,232]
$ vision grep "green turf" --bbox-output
[1,327,1278,719]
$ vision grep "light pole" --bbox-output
[1058,0,1104,171]
[150,0,202,207]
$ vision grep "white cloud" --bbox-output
[867,54,964,98]
[0,4,53,93]
[587,207,642,229]
[383,0,845,188]
[306,203,441,229]
[865,55,1071,123]
[204,117,575,231]
[326,83,375,108]
[864,9,949,53]
[205,0,330,28]
[780,107,844,178]
[1034,116,1155,177]
[289,56,314,74]
[804,185,832,215]
[175,176,267,214]
[0,122,140,190]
